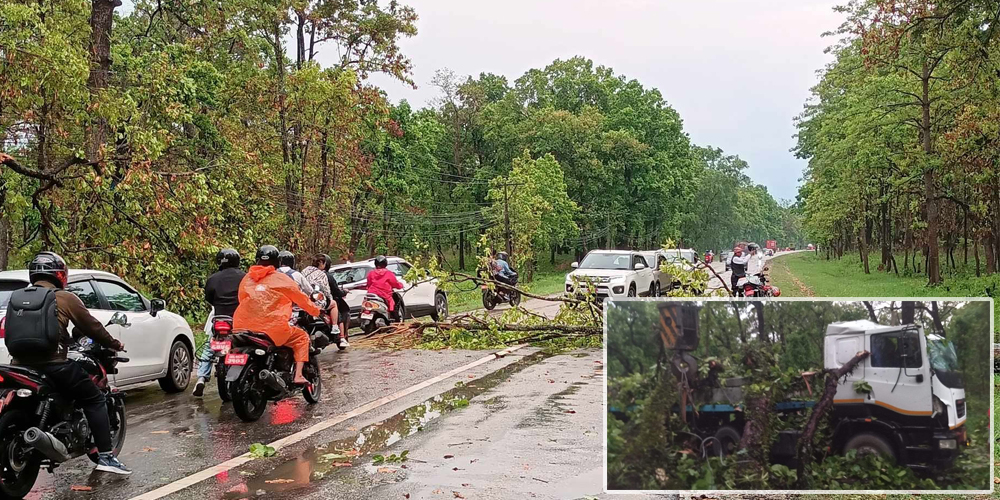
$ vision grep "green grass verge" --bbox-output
[771,252,1000,332]
[445,255,575,314]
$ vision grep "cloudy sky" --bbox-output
[363,0,845,202]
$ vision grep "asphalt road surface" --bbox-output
[24,260,793,499]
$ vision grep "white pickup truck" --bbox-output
[565,250,656,299]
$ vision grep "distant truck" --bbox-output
[766,240,777,252]
[616,306,970,472]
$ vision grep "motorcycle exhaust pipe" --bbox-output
[23,427,72,463]
[258,369,286,392]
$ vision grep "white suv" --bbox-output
[565,250,656,299]
[0,269,195,393]
[330,257,448,326]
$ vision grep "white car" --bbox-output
[0,269,195,393]
[565,250,656,299]
[330,257,448,326]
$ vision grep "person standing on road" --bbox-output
[728,246,751,295]
[5,252,131,474]
[194,248,245,398]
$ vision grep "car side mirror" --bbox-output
[571,262,579,269]
[150,299,165,317]
[633,263,645,270]
[106,311,129,327]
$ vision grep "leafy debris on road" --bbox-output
[373,450,409,464]
[70,485,93,492]
[249,443,276,458]
[265,479,295,484]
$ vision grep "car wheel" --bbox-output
[648,283,655,297]
[431,292,448,322]
[627,284,636,297]
[844,433,896,462]
[158,340,193,393]
[654,282,661,297]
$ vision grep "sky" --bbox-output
[359,0,846,202]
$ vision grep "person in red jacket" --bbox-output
[365,255,404,320]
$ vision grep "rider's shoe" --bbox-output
[338,337,349,348]
[96,453,132,475]
[192,377,206,397]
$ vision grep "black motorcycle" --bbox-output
[0,313,129,499]
[207,316,235,402]
[224,297,329,422]
[482,271,520,310]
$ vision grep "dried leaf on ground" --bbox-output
[70,485,93,492]
[265,479,295,484]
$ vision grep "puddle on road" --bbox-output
[219,350,554,497]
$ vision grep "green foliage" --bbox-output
[249,443,276,458]
[372,450,408,464]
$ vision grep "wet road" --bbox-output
[24,347,537,499]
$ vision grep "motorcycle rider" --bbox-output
[493,251,516,286]
[326,267,351,348]
[6,252,130,474]
[278,251,312,294]
[193,248,245,398]
[234,246,319,385]
[727,246,751,296]
[302,254,346,347]
[365,255,404,321]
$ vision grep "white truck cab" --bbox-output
[826,320,967,469]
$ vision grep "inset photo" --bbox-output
[605,299,992,494]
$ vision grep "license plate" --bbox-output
[210,340,231,353]
[360,312,374,320]
[224,353,248,366]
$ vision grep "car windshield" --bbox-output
[332,266,372,285]
[928,338,963,389]
[579,253,631,270]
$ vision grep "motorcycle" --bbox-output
[359,292,403,335]
[0,312,129,499]
[481,271,520,310]
[207,316,235,402]
[223,292,329,422]
[736,272,781,297]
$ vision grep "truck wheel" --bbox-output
[713,426,742,457]
[844,433,895,461]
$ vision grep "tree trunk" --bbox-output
[85,0,121,162]
[753,302,766,342]
[921,60,941,285]
[863,301,877,322]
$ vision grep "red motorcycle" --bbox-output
[736,272,781,297]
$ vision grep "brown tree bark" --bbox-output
[85,0,121,162]
[921,59,941,285]
[795,350,871,485]
[863,301,877,322]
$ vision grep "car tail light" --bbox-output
[0,316,5,339]
[214,320,232,335]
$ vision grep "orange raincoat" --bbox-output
[234,265,320,363]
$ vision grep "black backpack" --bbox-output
[3,286,61,358]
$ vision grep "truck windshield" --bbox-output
[579,253,631,270]
[928,339,963,389]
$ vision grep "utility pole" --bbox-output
[503,182,513,256]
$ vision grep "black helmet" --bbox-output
[497,251,509,262]
[278,251,295,268]
[29,251,68,289]
[255,245,279,267]
[374,255,388,268]
[313,253,332,270]
[216,248,241,270]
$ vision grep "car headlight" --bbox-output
[938,439,957,450]
[609,276,625,283]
